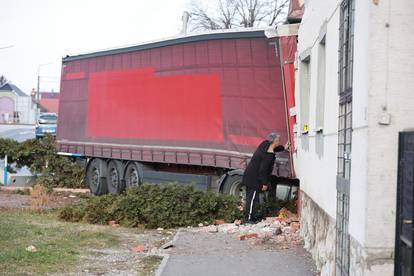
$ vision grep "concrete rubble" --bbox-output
[190,208,303,249]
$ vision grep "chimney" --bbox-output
[181,11,190,35]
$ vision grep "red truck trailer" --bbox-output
[57,27,298,198]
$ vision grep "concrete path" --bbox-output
[159,230,317,276]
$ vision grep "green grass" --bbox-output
[0,209,119,275]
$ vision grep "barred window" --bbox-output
[336,0,354,276]
[338,0,355,99]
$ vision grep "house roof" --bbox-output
[0,83,28,97]
[39,98,59,113]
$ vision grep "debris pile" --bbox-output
[192,208,302,249]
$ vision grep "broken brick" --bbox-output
[213,219,225,225]
[245,233,259,239]
[276,217,288,223]
[275,235,286,243]
[265,217,278,223]
[238,233,259,240]
[237,234,246,241]
[132,245,146,253]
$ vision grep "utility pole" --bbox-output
[36,62,53,121]
[36,74,40,121]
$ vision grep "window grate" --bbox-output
[336,0,354,275]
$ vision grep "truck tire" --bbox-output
[221,174,246,203]
[106,160,125,195]
[124,162,143,189]
[86,158,108,196]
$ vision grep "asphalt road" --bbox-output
[0,124,36,185]
[0,124,35,142]
[160,231,317,276]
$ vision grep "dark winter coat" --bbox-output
[242,140,285,191]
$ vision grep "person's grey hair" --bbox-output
[267,132,280,143]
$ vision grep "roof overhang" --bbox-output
[63,28,269,62]
[264,23,299,38]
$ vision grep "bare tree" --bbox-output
[190,0,238,30]
[189,0,289,31]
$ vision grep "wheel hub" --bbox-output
[110,168,119,188]
[128,168,139,187]
[229,181,246,204]
[91,167,100,187]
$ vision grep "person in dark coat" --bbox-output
[242,132,288,223]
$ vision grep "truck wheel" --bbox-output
[124,162,143,189]
[221,174,246,203]
[107,160,125,195]
[86,158,108,196]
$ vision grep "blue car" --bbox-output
[35,113,57,139]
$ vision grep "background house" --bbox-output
[0,83,35,124]
[294,0,414,275]
[30,89,60,114]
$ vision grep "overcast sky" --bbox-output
[0,0,190,94]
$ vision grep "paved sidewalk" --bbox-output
[159,230,317,276]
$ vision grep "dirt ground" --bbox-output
[0,188,84,209]
[0,188,317,276]
[52,226,176,276]
[0,188,176,276]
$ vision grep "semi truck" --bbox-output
[56,25,299,199]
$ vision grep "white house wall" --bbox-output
[355,0,414,274]
[366,0,414,248]
[294,1,342,274]
[297,0,414,275]
[348,0,369,248]
[295,0,341,220]
[15,97,35,124]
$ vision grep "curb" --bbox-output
[154,229,182,276]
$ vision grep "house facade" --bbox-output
[30,90,60,114]
[294,0,414,275]
[0,83,35,124]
